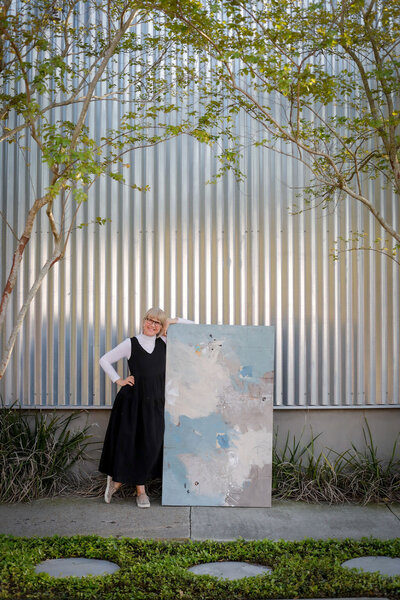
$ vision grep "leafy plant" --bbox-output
[273,422,400,504]
[272,429,349,503]
[0,535,399,600]
[333,420,400,503]
[162,0,400,264]
[1,0,224,379]
[0,402,92,502]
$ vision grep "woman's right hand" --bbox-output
[116,375,135,387]
[162,317,178,337]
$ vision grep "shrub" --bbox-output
[0,402,92,502]
[272,422,400,504]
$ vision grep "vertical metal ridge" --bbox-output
[1,7,399,408]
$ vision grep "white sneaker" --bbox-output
[136,493,150,508]
[104,476,117,504]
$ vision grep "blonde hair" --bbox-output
[142,307,167,336]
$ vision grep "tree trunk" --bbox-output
[0,244,62,381]
[0,194,50,335]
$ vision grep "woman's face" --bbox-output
[143,316,163,337]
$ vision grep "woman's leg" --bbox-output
[136,484,150,508]
[104,476,122,503]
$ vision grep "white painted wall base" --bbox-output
[273,407,400,461]
[18,406,400,474]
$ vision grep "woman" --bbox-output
[99,307,187,508]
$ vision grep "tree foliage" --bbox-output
[0,0,215,379]
[162,0,400,261]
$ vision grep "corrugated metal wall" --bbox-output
[1,11,399,408]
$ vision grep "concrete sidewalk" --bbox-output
[0,497,399,540]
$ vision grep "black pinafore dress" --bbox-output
[99,336,166,485]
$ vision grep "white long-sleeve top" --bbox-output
[99,318,193,383]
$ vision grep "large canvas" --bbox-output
[162,324,274,507]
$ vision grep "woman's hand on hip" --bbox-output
[116,376,135,387]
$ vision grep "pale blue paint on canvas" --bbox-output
[239,365,253,378]
[162,324,274,507]
[216,433,230,448]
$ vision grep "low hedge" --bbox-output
[0,535,399,599]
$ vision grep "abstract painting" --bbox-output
[162,324,274,507]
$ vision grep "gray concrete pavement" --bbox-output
[0,496,399,541]
[390,503,400,519]
[0,497,190,539]
[191,501,400,541]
